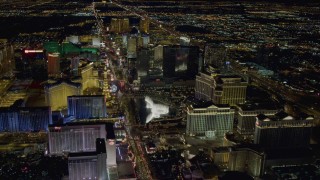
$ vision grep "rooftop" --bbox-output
[237,102,278,111]
[44,79,82,88]
[49,122,111,127]
[117,161,136,179]
[189,100,230,109]
[266,147,314,160]
[68,151,97,158]
[0,106,51,112]
[256,111,314,122]
[68,95,105,98]
[215,74,246,84]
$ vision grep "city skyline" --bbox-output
[0,0,319,179]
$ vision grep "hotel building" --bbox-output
[0,39,14,77]
[236,102,278,135]
[48,123,107,154]
[195,73,248,105]
[186,102,235,137]
[254,111,314,148]
[0,106,52,132]
[139,18,149,34]
[67,95,107,119]
[212,146,265,177]
[47,53,60,76]
[44,80,82,111]
[110,18,130,33]
[68,138,107,180]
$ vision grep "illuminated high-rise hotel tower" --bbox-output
[139,18,150,34]
[127,36,137,59]
[254,112,314,148]
[47,53,60,76]
[44,80,82,111]
[110,18,130,33]
[0,106,52,132]
[67,95,107,119]
[48,123,107,154]
[236,102,278,135]
[195,73,248,106]
[68,138,107,180]
[0,39,14,77]
[186,102,235,137]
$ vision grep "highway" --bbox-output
[230,60,320,118]
[250,72,319,117]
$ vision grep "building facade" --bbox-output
[162,45,200,79]
[154,45,163,63]
[254,112,314,148]
[110,18,130,33]
[211,147,230,169]
[195,73,248,105]
[0,39,14,77]
[92,37,101,47]
[96,138,107,180]
[68,139,107,180]
[136,48,154,77]
[67,95,107,119]
[127,36,137,59]
[195,73,215,101]
[47,53,60,76]
[44,62,98,111]
[228,148,265,177]
[141,35,150,48]
[236,103,278,135]
[186,104,235,137]
[0,106,52,132]
[211,146,265,177]
[44,80,82,111]
[139,18,149,34]
[66,36,79,44]
[78,62,96,91]
[48,124,106,154]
